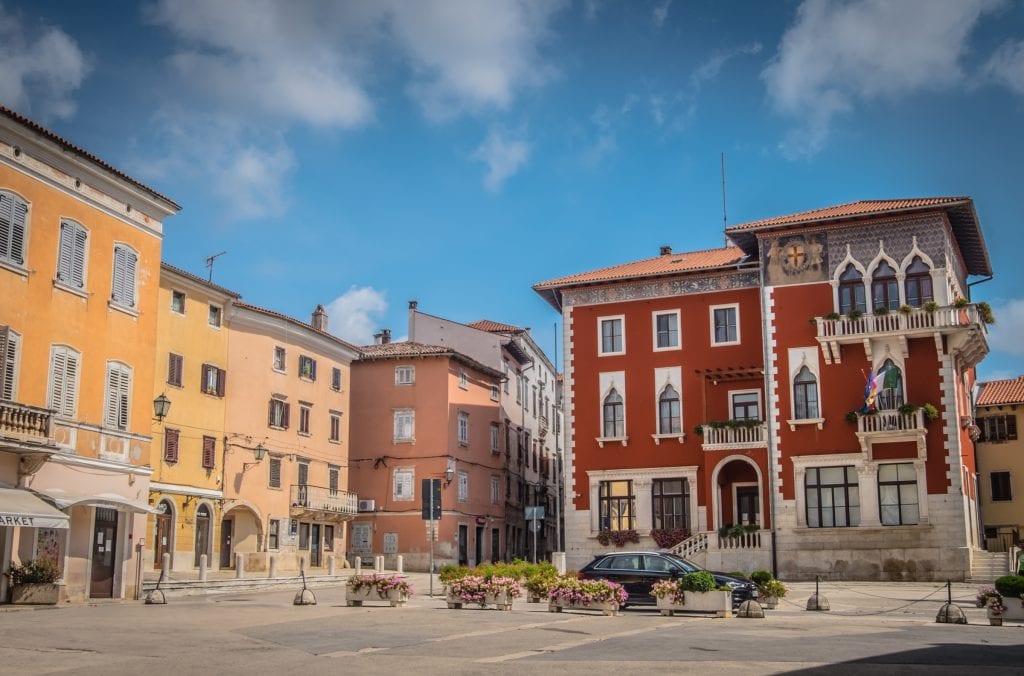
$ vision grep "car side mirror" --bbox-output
[669,568,680,578]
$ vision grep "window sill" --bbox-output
[328,438,341,445]
[298,431,311,438]
[596,436,629,448]
[711,340,740,347]
[0,259,28,279]
[458,441,468,447]
[272,367,287,375]
[597,351,626,358]
[108,300,139,318]
[53,279,88,299]
[268,425,288,431]
[393,437,415,444]
[652,344,681,352]
[787,418,825,431]
[651,433,685,445]
[299,375,315,382]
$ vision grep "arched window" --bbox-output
[838,264,866,314]
[658,385,681,434]
[875,359,904,410]
[871,261,899,311]
[793,366,819,419]
[904,257,933,308]
[602,388,624,438]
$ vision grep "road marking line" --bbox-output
[475,621,679,663]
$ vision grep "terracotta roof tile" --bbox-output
[977,376,1024,407]
[232,301,360,352]
[358,342,454,358]
[725,197,969,232]
[467,319,523,333]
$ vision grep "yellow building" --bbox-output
[0,106,179,602]
[976,376,1024,554]
[147,263,240,573]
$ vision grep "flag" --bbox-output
[861,366,898,413]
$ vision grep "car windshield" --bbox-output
[661,553,700,572]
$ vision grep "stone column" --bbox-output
[634,478,653,534]
[858,465,881,527]
[914,460,929,523]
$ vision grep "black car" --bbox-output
[578,551,758,608]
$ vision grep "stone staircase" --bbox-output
[968,550,1010,583]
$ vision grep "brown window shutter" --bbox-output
[200,363,209,393]
[164,429,179,463]
[268,400,274,427]
[217,368,226,397]
[1008,415,1017,441]
[202,436,216,469]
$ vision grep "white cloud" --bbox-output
[692,42,762,87]
[987,298,1024,357]
[582,0,603,22]
[762,0,1003,159]
[983,40,1024,96]
[0,3,89,120]
[325,286,389,345]
[652,0,672,29]
[473,128,530,192]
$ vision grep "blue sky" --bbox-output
[2,0,1023,379]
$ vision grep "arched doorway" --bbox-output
[154,499,174,569]
[194,503,212,567]
[221,505,262,568]
[711,456,764,529]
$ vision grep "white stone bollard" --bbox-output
[199,554,208,581]
[375,555,384,573]
[396,555,404,574]
[269,555,277,578]
[162,552,171,574]
[235,553,245,579]
[553,552,566,576]
[327,555,336,576]
[300,556,307,576]
[355,557,361,575]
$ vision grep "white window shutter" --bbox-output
[72,225,87,287]
[112,246,126,302]
[0,195,11,259]
[105,364,119,428]
[124,249,137,306]
[57,222,74,283]
[62,351,78,418]
[50,348,67,415]
[11,200,26,265]
[0,327,8,400]
[117,366,131,430]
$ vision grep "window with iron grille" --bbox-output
[805,466,860,528]
[168,353,183,387]
[164,428,180,463]
[269,457,282,488]
[201,436,216,469]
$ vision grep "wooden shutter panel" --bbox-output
[200,363,209,393]
[164,428,179,463]
[268,400,274,426]
[0,327,8,400]
[124,248,137,307]
[71,225,87,287]
[112,246,126,302]
[0,194,12,260]
[50,348,67,415]
[57,222,74,283]
[105,365,119,428]
[202,436,216,469]
[311,359,317,381]
[1008,415,1018,441]
[62,350,78,418]
[117,366,130,430]
[283,403,290,429]
[216,368,226,397]
[10,199,26,265]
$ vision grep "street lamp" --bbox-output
[444,460,456,486]
[153,393,171,422]
[243,443,267,472]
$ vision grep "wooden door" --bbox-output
[220,518,233,568]
[458,525,468,566]
[90,508,118,598]
[154,511,171,568]
[194,505,211,567]
[736,486,759,526]
[310,524,321,567]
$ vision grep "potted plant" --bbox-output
[899,305,914,315]
[750,570,787,610]
[847,309,863,320]
[652,571,733,617]
[874,306,890,316]
[596,529,639,547]
[845,410,859,425]
[650,528,690,549]
[898,403,919,416]
[953,297,969,308]
[525,570,559,603]
[445,574,521,610]
[6,559,62,605]
[345,573,414,607]
[977,584,999,608]
[921,403,939,421]
[548,576,627,616]
[923,300,940,313]
[977,301,995,325]
[987,575,1024,625]
[823,312,841,321]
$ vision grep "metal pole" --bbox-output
[532,511,537,564]
[429,483,435,597]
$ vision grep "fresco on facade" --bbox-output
[763,233,828,286]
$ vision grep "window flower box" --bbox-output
[345,574,412,607]
[988,597,1024,625]
[655,590,733,617]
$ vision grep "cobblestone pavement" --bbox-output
[2,577,1022,675]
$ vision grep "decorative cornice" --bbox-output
[562,270,759,307]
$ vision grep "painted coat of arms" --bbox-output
[763,233,828,286]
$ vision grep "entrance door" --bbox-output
[310,524,321,567]
[736,486,760,526]
[220,518,233,568]
[475,526,483,566]
[458,525,468,566]
[90,508,118,598]
[491,528,500,563]
[154,504,172,569]
[194,504,211,567]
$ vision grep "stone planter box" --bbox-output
[445,589,515,610]
[345,587,408,607]
[760,595,779,610]
[656,590,733,617]
[548,597,619,616]
[11,583,62,605]
[988,598,1024,625]
[528,594,543,603]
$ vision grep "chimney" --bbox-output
[660,245,672,256]
[408,300,418,342]
[373,328,392,345]
[311,304,328,332]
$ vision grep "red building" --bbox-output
[535,198,991,580]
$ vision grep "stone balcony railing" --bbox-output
[0,400,54,445]
[700,423,768,451]
[290,484,358,519]
[855,409,928,456]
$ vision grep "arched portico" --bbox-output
[709,454,765,530]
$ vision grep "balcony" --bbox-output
[814,303,988,367]
[700,423,767,451]
[289,484,358,521]
[538,415,549,438]
[855,409,927,457]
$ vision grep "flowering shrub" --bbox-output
[525,570,559,597]
[439,564,473,585]
[596,529,639,547]
[446,575,522,606]
[7,560,59,584]
[346,574,414,598]
[650,528,689,549]
[548,577,628,606]
[977,585,999,608]
[759,579,787,598]
[989,594,1008,615]
[651,579,686,605]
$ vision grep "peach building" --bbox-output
[349,338,504,570]
[0,106,179,602]
[223,302,360,572]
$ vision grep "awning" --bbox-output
[0,488,70,529]
[36,489,157,515]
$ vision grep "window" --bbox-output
[0,326,20,401]
[395,365,415,385]
[532,386,538,417]
[979,415,1018,442]
[904,257,933,308]
[167,353,183,387]
[598,480,635,531]
[658,385,681,434]
[874,359,903,411]
[599,317,624,355]
[491,476,500,505]
[299,355,316,380]
[991,471,1012,501]
[56,220,87,288]
[458,411,469,445]
[805,466,860,528]
[331,367,342,391]
[878,463,919,526]
[297,461,309,487]
[200,363,225,397]
[602,388,624,438]
[516,375,522,403]
[838,264,866,315]
[110,243,138,308]
[329,466,340,494]
[394,410,414,441]
[653,311,680,350]
[268,398,290,429]
[711,305,739,345]
[329,411,341,442]
[164,428,180,463]
[273,346,286,372]
[208,304,222,328]
[730,391,760,421]
[0,191,28,267]
[324,524,335,550]
[299,404,311,435]
[393,469,413,500]
[268,519,280,549]
[103,361,132,431]
[490,384,499,401]
[298,522,310,550]
[269,458,282,488]
[503,362,510,393]
[871,261,899,312]
[490,422,500,453]
[171,290,185,314]
[652,478,689,530]
[48,345,80,418]
[458,471,469,502]
[201,436,216,469]
[793,366,819,419]
[459,368,468,389]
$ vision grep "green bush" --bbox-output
[680,571,717,593]
[7,559,59,584]
[994,575,1024,599]
[438,564,472,584]
[750,570,773,585]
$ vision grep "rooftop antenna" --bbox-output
[205,251,227,282]
[721,152,729,246]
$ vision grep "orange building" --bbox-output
[536,198,991,580]
[0,106,179,602]
[350,339,505,570]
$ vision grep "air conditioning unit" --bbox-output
[357,499,376,512]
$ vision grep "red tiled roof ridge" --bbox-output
[726,197,970,232]
[467,319,523,333]
[534,245,747,290]
[976,376,1024,406]
[160,261,241,299]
